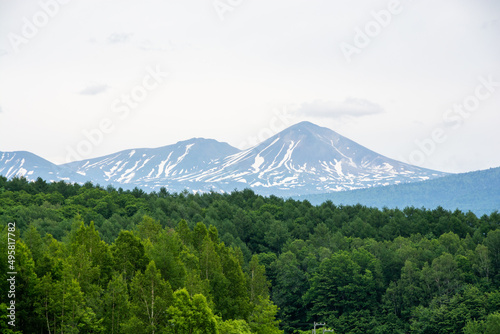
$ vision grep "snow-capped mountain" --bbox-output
[170,121,447,194]
[0,122,448,195]
[0,151,88,184]
[60,138,239,190]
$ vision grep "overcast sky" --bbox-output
[0,0,499,173]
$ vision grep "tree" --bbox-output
[69,220,113,287]
[485,312,500,334]
[146,229,187,291]
[104,273,130,334]
[177,219,192,246]
[272,251,309,332]
[35,264,97,334]
[166,289,218,334]
[473,244,491,282]
[218,318,252,334]
[112,231,149,282]
[125,261,174,333]
[430,252,460,299]
[248,296,283,334]
[485,230,500,283]
[305,249,382,321]
[137,215,162,243]
[264,220,290,253]
[192,222,208,252]
[9,240,40,332]
[217,245,250,320]
[0,303,23,334]
[248,255,270,303]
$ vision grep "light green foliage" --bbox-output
[248,296,283,334]
[1,178,500,334]
[126,261,174,333]
[137,215,162,243]
[218,318,252,334]
[69,220,113,286]
[217,245,251,320]
[166,289,218,334]
[464,319,486,334]
[485,312,500,334]
[35,264,99,333]
[104,273,130,334]
[146,229,187,290]
[248,255,270,303]
[112,230,149,281]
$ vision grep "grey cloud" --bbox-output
[295,98,384,119]
[79,83,109,95]
[0,49,8,57]
[107,33,134,44]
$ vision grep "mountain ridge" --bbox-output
[295,166,500,216]
[1,122,448,195]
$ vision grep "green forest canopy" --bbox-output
[0,176,499,333]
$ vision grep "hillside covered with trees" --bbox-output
[298,167,500,216]
[1,176,499,333]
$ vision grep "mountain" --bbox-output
[0,151,88,184]
[179,121,446,195]
[60,138,240,191]
[296,167,500,216]
[1,122,447,195]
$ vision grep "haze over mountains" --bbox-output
[1,122,447,196]
[298,167,500,216]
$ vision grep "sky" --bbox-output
[0,0,499,173]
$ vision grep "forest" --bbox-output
[1,175,499,333]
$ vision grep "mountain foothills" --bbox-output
[1,122,499,333]
[299,167,500,216]
[0,177,499,333]
[0,122,447,196]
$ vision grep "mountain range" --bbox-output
[297,167,500,216]
[0,122,447,196]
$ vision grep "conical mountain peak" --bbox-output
[0,122,447,195]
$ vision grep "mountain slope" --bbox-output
[60,138,240,190]
[0,151,88,183]
[297,167,500,216]
[180,121,446,194]
[1,122,447,195]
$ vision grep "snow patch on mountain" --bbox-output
[0,123,449,196]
